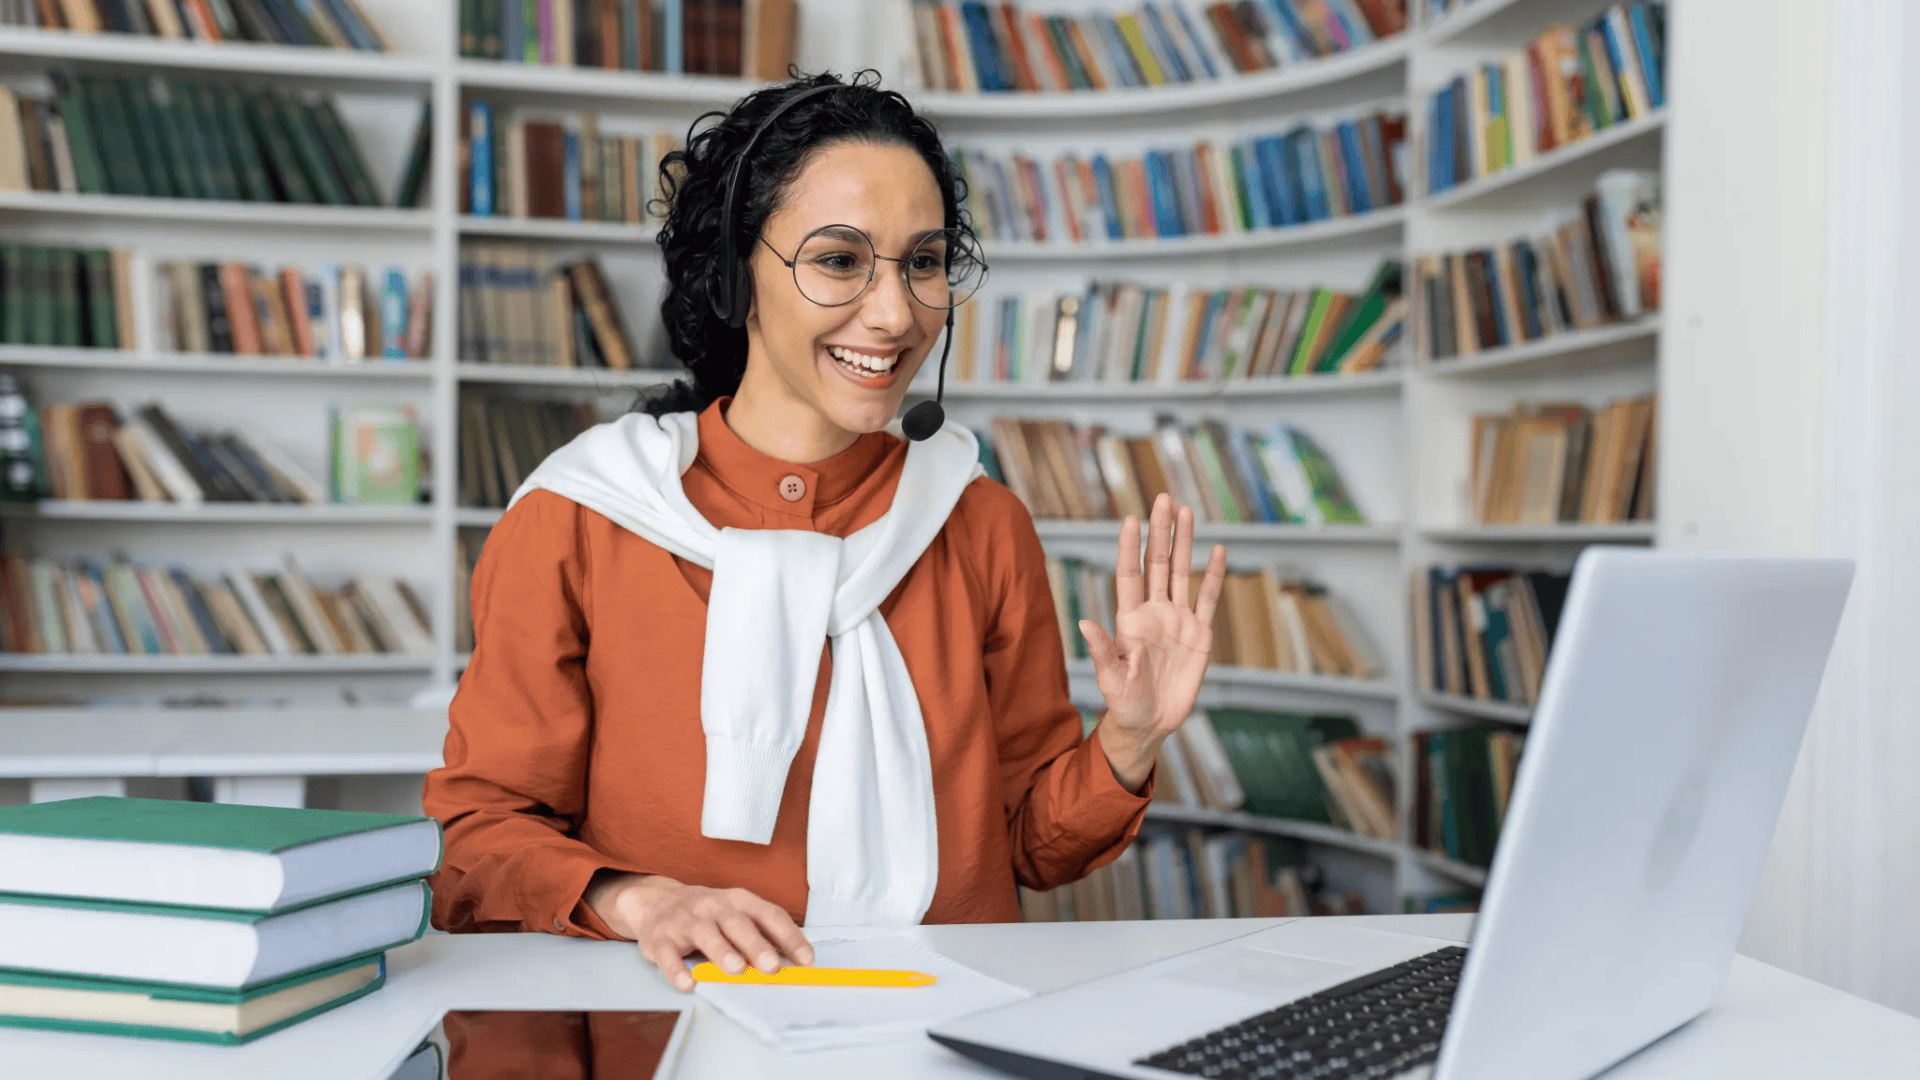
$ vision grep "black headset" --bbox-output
[710,82,956,442]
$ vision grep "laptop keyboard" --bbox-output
[1134,945,1467,1080]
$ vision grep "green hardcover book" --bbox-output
[523,0,541,63]
[156,82,216,199]
[0,953,385,1046]
[27,247,57,346]
[182,82,244,201]
[0,796,441,912]
[0,245,22,344]
[394,102,432,208]
[243,91,315,203]
[307,98,381,206]
[479,0,502,58]
[459,0,481,56]
[0,880,428,991]
[114,76,177,199]
[1282,427,1366,525]
[80,77,148,196]
[1227,143,1253,230]
[272,92,347,204]
[1288,289,1338,375]
[1314,292,1388,373]
[81,249,115,348]
[51,75,106,195]
[1206,709,1361,824]
[332,404,420,503]
[211,87,277,202]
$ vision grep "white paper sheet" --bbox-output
[693,933,1033,1053]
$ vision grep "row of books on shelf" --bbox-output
[1413,725,1523,869]
[0,551,433,657]
[0,77,400,207]
[462,103,680,224]
[0,244,134,349]
[458,0,798,80]
[1049,557,1383,680]
[0,798,436,1044]
[910,0,1409,95]
[1019,831,1367,922]
[952,110,1405,246]
[154,262,432,362]
[978,416,1366,526]
[0,0,389,49]
[1426,2,1664,194]
[1469,392,1655,527]
[458,393,597,509]
[1415,169,1659,361]
[1413,564,1568,709]
[0,396,421,506]
[952,261,1402,385]
[1156,708,1396,841]
[458,246,648,369]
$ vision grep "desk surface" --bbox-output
[3,915,1917,1079]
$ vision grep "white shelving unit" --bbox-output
[0,0,1662,910]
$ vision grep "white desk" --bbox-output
[1,915,1916,1079]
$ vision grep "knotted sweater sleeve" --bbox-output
[422,489,644,938]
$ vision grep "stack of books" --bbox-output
[458,246,647,369]
[1426,2,1665,194]
[461,105,681,225]
[1466,392,1657,527]
[0,76,387,206]
[0,796,440,1044]
[1412,563,1571,708]
[0,0,390,49]
[458,392,599,510]
[154,261,434,363]
[907,0,1410,93]
[1412,726,1526,869]
[0,245,136,350]
[457,0,798,80]
[950,111,1406,245]
[954,261,1404,384]
[978,416,1367,526]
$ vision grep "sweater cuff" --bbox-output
[536,846,647,940]
[1067,732,1155,839]
[700,737,799,844]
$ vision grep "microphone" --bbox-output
[903,309,955,443]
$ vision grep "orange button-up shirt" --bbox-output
[424,399,1150,936]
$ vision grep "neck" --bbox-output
[726,359,861,463]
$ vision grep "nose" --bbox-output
[859,259,917,337]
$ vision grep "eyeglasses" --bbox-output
[757,224,988,311]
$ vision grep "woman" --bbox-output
[423,71,1228,993]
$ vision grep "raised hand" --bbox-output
[1079,492,1228,792]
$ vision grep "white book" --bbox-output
[227,571,293,656]
[1154,283,1194,384]
[247,439,328,505]
[354,575,434,656]
[1175,711,1247,810]
[115,419,204,505]
[1505,52,1536,166]
[26,561,66,654]
[0,881,426,991]
[1156,729,1203,806]
[1256,426,1321,525]
[44,109,76,193]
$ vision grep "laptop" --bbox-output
[930,549,1853,1080]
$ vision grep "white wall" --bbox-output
[1662,0,1920,1016]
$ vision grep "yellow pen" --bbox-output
[689,962,938,987]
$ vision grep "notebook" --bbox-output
[694,933,1031,1053]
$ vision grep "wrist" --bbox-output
[1096,719,1160,794]
[584,872,679,940]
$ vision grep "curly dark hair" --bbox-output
[636,69,972,416]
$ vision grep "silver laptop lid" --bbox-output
[1434,549,1852,1080]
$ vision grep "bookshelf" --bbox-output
[0,0,1664,918]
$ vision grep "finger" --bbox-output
[644,939,696,992]
[691,923,748,976]
[744,898,815,966]
[1114,514,1144,613]
[717,911,783,974]
[1144,493,1172,603]
[1193,544,1228,627]
[1080,619,1114,668]
[1170,504,1195,608]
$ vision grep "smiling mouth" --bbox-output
[825,344,907,387]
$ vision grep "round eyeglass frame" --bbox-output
[755,224,988,311]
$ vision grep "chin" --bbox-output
[821,396,909,437]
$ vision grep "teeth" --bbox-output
[829,345,899,373]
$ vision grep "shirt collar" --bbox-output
[693,398,897,516]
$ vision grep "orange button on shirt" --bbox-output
[423,400,1151,936]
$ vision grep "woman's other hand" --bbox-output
[1080,492,1228,793]
[585,873,814,991]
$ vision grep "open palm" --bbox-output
[1079,494,1228,787]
